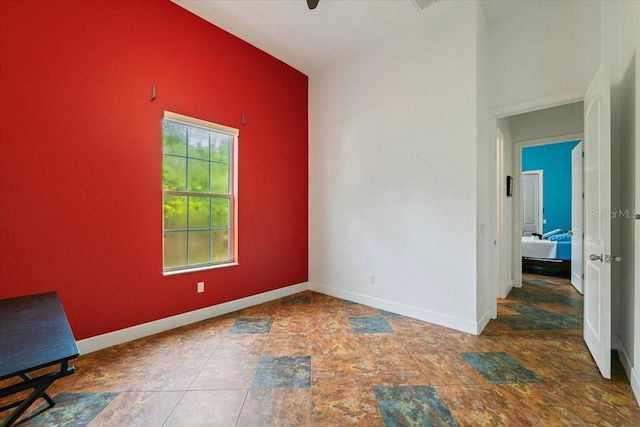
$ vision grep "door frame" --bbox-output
[490,92,584,312]
[495,127,507,301]
[511,133,584,289]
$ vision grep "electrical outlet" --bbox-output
[197,281,205,293]
[369,274,375,285]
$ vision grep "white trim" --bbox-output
[163,262,239,276]
[476,307,493,335]
[495,127,505,313]
[308,282,480,335]
[630,363,640,407]
[613,335,640,406]
[164,111,239,136]
[502,280,515,299]
[77,281,309,354]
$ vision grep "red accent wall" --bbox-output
[0,0,308,340]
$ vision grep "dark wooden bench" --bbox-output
[0,292,79,426]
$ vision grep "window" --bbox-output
[162,111,238,273]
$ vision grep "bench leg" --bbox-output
[0,377,56,427]
[19,374,55,408]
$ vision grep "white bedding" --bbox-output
[521,236,557,259]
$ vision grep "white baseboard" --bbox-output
[613,336,640,406]
[476,307,493,335]
[502,280,514,299]
[308,282,479,335]
[77,282,309,354]
[632,365,640,407]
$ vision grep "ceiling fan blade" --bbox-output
[307,0,319,10]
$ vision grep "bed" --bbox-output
[521,231,572,276]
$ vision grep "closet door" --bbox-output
[522,171,543,235]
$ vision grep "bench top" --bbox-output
[0,292,79,379]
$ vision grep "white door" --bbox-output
[583,65,611,379]
[522,171,543,235]
[571,142,584,294]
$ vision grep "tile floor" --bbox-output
[1,274,639,426]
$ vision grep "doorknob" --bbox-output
[605,255,622,263]
[590,254,603,262]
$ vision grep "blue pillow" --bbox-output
[548,233,572,241]
[542,229,562,239]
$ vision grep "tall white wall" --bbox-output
[602,0,640,404]
[308,1,481,333]
[489,0,600,110]
[476,2,494,330]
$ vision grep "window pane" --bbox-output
[211,133,230,163]
[163,156,186,191]
[211,230,229,262]
[189,230,210,264]
[163,121,187,156]
[164,195,187,230]
[188,159,209,193]
[188,127,209,160]
[210,162,229,194]
[211,198,229,228]
[164,231,187,267]
[189,196,210,229]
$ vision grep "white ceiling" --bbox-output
[172,0,530,75]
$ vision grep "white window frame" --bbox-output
[162,111,238,275]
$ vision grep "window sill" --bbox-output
[163,262,239,277]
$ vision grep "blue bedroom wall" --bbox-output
[522,140,581,233]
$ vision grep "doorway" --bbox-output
[497,101,584,293]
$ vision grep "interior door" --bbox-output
[571,141,584,294]
[522,171,542,235]
[583,64,611,379]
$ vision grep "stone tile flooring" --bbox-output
[1,274,639,426]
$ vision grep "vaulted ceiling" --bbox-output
[172,0,532,75]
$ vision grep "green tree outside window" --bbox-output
[162,114,235,272]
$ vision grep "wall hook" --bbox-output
[241,114,246,126]
[151,86,157,101]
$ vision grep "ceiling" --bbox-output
[172,0,531,75]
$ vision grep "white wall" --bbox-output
[508,102,584,143]
[308,1,481,333]
[602,0,640,404]
[489,0,600,111]
[475,2,494,330]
